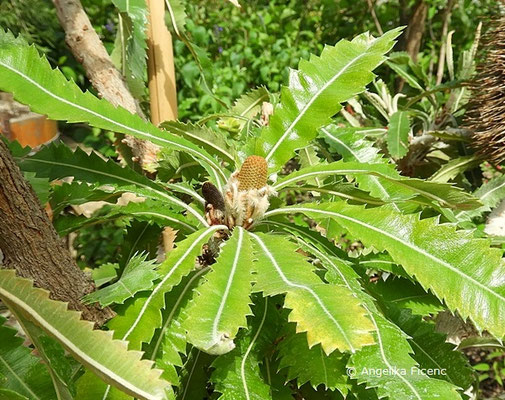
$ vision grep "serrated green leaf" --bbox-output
[9,312,79,400]
[54,199,196,237]
[50,182,121,215]
[0,316,55,400]
[0,270,170,400]
[456,175,505,221]
[320,125,404,211]
[0,388,29,399]
[269,203,505,339]
[218,86,269,138]
[92,263,120,287]
[385,308,474,390]
[386,61,424,91]
[277,324,350,393]
[160,121,236,165]
[230,86,269,119]
[355,252,409,279]
[298,243,461,400]
[164,0,187,36]
[260,216,348,260]
[272,160,398,192]
[108,225,227,349]
[323,126,388,139]
[298,146,323,187]
[247,232,375,354]
[83,253,159,307]
[75,370,132,400]
[111,0,148,94]
[119,221,161,268]
[17,142,208,226]
[387,111,410,160]
[177,349,213,400]
[164,1,221,107]
[0,30,226,185]
[272,160,481,210]
[251,28,402,172]
[429,156,480,183]
[210,297,278,400]
[184,228,254,355]
[291,183,385,205]
[473,176,505,209]
[148,268,210,385]
[349,312,460,400]
[367,278,445,317]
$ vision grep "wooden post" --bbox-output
[146,0,178,125]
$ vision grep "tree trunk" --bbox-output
[0,139,114,326]
[397,0,428,62]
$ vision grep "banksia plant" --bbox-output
[0,18,502,400]
[465,14,505,163]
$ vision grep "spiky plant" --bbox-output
[0,18,502,400]
[465,14,505,164]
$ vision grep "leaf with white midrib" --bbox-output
[7,310,77,400]
[82,253,159,307]
[320,125,402,212]
[164,0,187,36]
[252,28,403,172]
[297,241,461,400]
[0,30,226,186]
[54,199,197,237]
[149,268,210,385]
[268,203,505,339]
[277,324,350,393]
[111,0,148,88]
[387,111,410,159]
[0,270,170,400]
[247,232,375,354]
[230,86,269,118]
[383,307,474,390]
[456,175,505,221]
[321,125,476,210]
[101,227,227,398]
[108,225,227,350]
[160,121,237,165]
[183,227,254,355]
[18,142,208,226]
[429,155,480,183]
[210,297,276,400]
[272,160,481,210]
[0,316,55,400]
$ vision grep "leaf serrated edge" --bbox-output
[267,205,505,337]
[0,270,169,400]
[248,232,359,353]
[0,35,227,187]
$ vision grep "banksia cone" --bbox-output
[202,182,225,211]
[465,16,505,164]
[236,155,268,191]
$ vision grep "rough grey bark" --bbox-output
[0,139,114,326]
